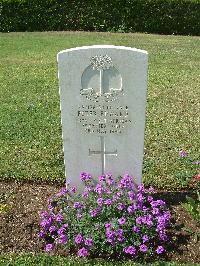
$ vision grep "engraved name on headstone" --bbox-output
[57,45,148,189]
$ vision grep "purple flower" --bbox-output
[99,175,106,182]
[47,197,53,204]
[157,224,164,231]
[117,203,125,210]
[148,196,153,202]
[163,211,171,221]
[47,198,54,211]
[159,231,168,241]
[116,191,122,197]
[56,187,68,197]
[152,207,159,215]
[156,245,165,254]
[80,172,86,181]
[133,203,140,211]
[106,230,115,243]
[136,216,143,225]
[106,178,114,185]
[117,236,125,242]
[128,191,135,200]
[139,244,148,252]
[40,218,53,228]
[117,229,125,242]
[63,223,68,228]
[127,205,134,214]
[49,225,57,233]
[40,211,49,219]
[113,194,119,201]
[38,231,45,238]
[138,184,145,193]
[118,174,134,189]
[77,213,83,219]
[137,193,144,202]
[78,247,88,257]
[74,234,84,244]
[146,217,153,227]
[97,197,104,206]
[57,227,65,235]
[142,206,148,213]
[73,202,82,209]
[45,243,54,252]
[118,217,126,225]
[105,223,112,228]
[94,184,105,194]
[55,214,63,222]
[104,199,112,206]
[107,238,114,244]
[133,226,140,233]
[106,230,115,238]
[105,187,112,194]
[179,150,188,158]
[89,209,98,217]
[80,172,92,182]
[85,185,92,192]
[85,238,93,246]
[146,218,153,227]
[142,234,149,243]
[69,186,76,193]
[57,224,68,235]
[117,228,123,236]
[82,191,89,198]
[106,173,113,179]
[48,204,54,212]
[40,219,49,228]
[156,214,170,231]
[142,214,153,226]
[149,186,154,193]
[151,200,166,208]
[82,186,92,197]
[158,199,166,206]
[105,174,114,184]
[123,246,136,255]
[57,234,68,244]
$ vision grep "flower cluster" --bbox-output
[39,173,171,259]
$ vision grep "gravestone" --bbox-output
[57,45,148,189]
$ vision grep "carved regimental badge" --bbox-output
[77,55,132,136]
[81,55,123,102]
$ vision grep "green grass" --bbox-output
[0,253,197,266]
[0,32,199,189]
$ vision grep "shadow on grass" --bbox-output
[154,191,197,205]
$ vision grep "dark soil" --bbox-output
[0,181,199,264]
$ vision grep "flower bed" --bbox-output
[39,173,171,260]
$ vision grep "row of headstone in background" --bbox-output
[57,45,148,189]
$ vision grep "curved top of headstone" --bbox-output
[57,45,148,60]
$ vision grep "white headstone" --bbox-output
[57,45,148,189]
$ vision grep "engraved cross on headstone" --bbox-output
[89,136,117,175]
[88,55,118,174]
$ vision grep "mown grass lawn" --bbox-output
[0,253,198,266]
[0,32,199,189]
